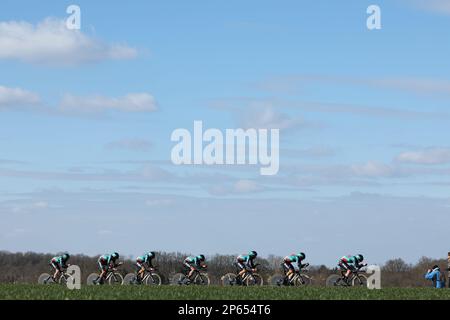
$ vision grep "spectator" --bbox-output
[425,265,445,288]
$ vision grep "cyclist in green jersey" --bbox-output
[283,252,308,284]
[135,252,156,283]
[236,251,258,281]
[95,252,120,284]
[183,254,207,283]
[50,253,70,281]
[338,254,366,283]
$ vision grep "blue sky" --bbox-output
[1,0,450,266]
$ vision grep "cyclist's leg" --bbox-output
[51,262,61,281]
[135,262,145,281]
[285,263,295,283]
[183,262,195,281]
[97,261,108,283]
[237,261,246,279]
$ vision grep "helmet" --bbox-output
[198,254,205,261]
[62,253,70,260]
[148,251,156,258]
[249,251,257,258]
[355,254,364,262]
[297,252,306,260]
[112,252,119,259]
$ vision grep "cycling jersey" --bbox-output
[339,255,363,270]
[237,254,256,269]
[51,256,68,270]
[184,256,203,266]
[98,254,118,270]
[99,254,113,264]
[136,253,155,268]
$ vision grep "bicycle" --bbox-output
[38,266,73,285]
[221,263,264,286]
[124,267,162,286]
[269,263,312,287]
[170,266,210,286]
[326,266,368,287]
[87,263,124,285]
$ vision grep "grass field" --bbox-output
[0,285,449,300]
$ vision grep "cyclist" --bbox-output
[283,252,308,284]
[183,254,207,283]
[236,251,258,283]
[135,251,156,283]
[50,253,70,282]
[95,252,120,284]
[338,254,366,284]
[183,254,207,282]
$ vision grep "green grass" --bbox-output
[0,285,450,300]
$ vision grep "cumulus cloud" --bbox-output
[208,179,264,196]
[59,93,157,114]
[234,101,304,131]
[106,139,153,152]
[396,148,450,165]
[259,74,450,98]
[408,0,450,15]
[145,199,174,207]
[0,18,137,65]
[351,161,396,178]
[0,85,40,110]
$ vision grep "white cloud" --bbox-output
[234,179,263,193]
[351,161,395,178]
[59,93,157,114]
[97,230,113,236]
[396,148,450,165]
[259,74,450,97]
[10,201,49,213]
[145,199,173,207]
[106,139,153,152]
[0,85,40,109]
[237,102,304,130]
[409,0,450,15]
[208,179,264,196]
[0,18,137,65]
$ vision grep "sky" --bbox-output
[0,0,450,266]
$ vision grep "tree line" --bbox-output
[0,251,445,287]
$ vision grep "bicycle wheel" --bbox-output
[194,273,210,286]
[59,274,74,286]
[108,273,124,285]
[246,273,263,286]
[325,274,341,287]
[295,274,312,286]
[87,273,99,285]
[38,273,54,285]
[352,274,368,287]
[170,273,186,286]
[221,273,237,286]
[123,273,136,285]
[145,273,162,286]
[269,274,285,286]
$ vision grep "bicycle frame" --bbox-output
[46,267,70,284]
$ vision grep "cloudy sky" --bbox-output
[1,0,450,266]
